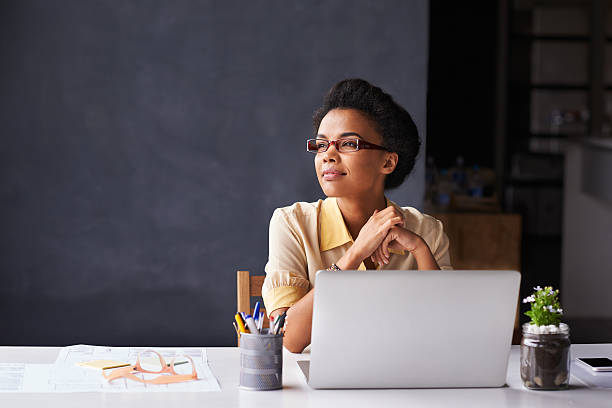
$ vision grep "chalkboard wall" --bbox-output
[0,0,428,346]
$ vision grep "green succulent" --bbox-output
[523,286,563,326]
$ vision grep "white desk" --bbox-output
[1,344,611,407]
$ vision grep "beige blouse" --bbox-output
[262,197,453,316]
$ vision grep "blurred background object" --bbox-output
[428,0,612,343]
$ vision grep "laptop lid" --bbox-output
[307,270,521,389]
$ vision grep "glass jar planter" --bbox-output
[520,323,570,390]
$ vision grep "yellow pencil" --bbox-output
[235,313,249,333]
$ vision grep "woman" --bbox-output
[262,79,452,353]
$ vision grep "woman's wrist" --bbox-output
[410,238,440,270]
[408,236,428,254]
[336,245,364,270]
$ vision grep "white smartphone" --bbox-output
[577,357,612,372]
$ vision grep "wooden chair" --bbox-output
[236,270,270,345]
[433,213,523,343]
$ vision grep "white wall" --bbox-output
[562,140,612,318]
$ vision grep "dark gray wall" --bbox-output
[0,0,428,346]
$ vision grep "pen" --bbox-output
[268,315,276,335]
[244,314,259,334]
[235,313,249,333]
[273,311,287,335]
[253,301,260,323]
[272,318,279,335]
[272,315,279,334]
[232,321,240,337]
[257,311,264,332]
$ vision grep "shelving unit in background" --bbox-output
[500,0,612,238]
[496,0,612,320]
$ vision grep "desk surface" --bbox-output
[1,344,611,408]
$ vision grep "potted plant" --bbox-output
[520,286,570,390]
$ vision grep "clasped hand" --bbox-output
[352,206,424,267]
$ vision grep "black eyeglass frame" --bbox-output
[306,138,388,153]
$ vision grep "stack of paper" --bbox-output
[0,345,220,393]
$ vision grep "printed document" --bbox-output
[0,345,220,393]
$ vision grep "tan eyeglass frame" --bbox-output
[103,349,197,385]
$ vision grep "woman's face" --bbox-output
[314,108,396,198]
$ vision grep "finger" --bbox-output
[380,245,389,264]
[391,208,406,226]
[373,251,381,266]
[382,233,392,260]
[382,217,403,232]
[376,245,386,265]
[375,220,396,245]
[374,241,384,265]
[381,206,402,217]
[380,210,402,224]
[373,208,400,226]
[373,206,393,220]
[370,248,378,264]
[369,208,380,222]
[380,206,397,215]
[374,246,384,265]
[388,240,403,252]
[383,242,390,260]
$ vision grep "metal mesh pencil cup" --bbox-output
[239,330,283,390]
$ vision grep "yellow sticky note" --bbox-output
[77,360,130,371]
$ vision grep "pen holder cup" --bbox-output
[239,330,283,390]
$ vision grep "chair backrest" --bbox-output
[236,270,269,344]
[433,213,522,342]
[432,213,521,271]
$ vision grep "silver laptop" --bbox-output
[299,269,520,389]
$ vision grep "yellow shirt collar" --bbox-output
[319,197,406,256]
[319,197,353,252]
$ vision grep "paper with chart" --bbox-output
[0,364,54,392]
[0,345,220,393]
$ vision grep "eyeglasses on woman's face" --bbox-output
[306,138,387,154]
